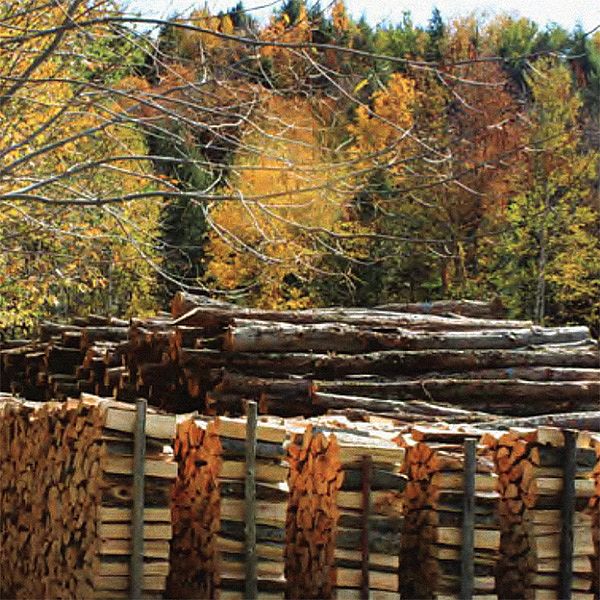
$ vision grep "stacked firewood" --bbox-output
[214,416,289,599]
[484,426,597,599]
[397,425,500,599]
[0,394,176,600]
[168,417,217,599]
[169,414,289,599]
[285,417,406,599]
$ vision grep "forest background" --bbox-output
[0,0,598,334]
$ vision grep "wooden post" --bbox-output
[245,400,258,600]
[130,397,147,600]
[461,438,476,600]
[361,454,372,600]
[559,429,577,600]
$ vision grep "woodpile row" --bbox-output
[169,413,406,600]
[2,392,600,599]
[168,415,289,600]
[482,426,598,599]
[0,394,176,600]
[2,293,599,422]
[397,425,500,599]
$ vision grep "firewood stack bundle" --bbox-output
[397,425,500,599]
[169,414,290,599]
[286,423,342,599]
[168,417,218,599]
[213,416,289,599]
[0,394,176,600]
[588,434,600,600]
[484,426,597,599]
[285,417,406,599]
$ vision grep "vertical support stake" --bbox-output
[361,454,372,600]
[245,400,258,600]
[461,438,476,600]
[131,397,147,600]
[559,429,577,600]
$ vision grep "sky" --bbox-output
[124,0,600,32]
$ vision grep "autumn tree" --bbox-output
[204,94,353,308]
[0,0,161,327]
[491,58,600,327]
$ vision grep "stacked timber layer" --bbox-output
[168,414,289,600]
[397,425,500,599]
[2,293,599,420]
[483,426,597,599]
[286,416,406,599]
[0,394,176,600]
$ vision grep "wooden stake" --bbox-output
[244,401,258,600]
[559,429,577,600]
[361,454,372,600]
[130,397,147,600]
[461,438,476,600]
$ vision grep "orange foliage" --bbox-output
[205,94,350,308]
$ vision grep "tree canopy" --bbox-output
[1,0,598,333]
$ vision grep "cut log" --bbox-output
[174,305,535,332]
[375,299,508,319]
[224,322,591,354]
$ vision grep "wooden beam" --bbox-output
[130,397,147,600]
[559,429,577,600]
[361,454,372,600]
[244,401,258,600]
[461,438,476,600]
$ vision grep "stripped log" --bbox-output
[175,305,533,333]
[313,379,600,415]
[224,322,590,354]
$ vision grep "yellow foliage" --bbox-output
[348,73,417,176]
[332,1,350,34]
[205,95,350,308]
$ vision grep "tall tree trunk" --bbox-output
[534,185,550,325]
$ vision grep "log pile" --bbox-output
[484,426,597,599]
[0,394,176,600]
[0,316,130,401]
[286,417,406,599]
[1,293,599,421]
[169,414,289,599]
[397,425,500,599]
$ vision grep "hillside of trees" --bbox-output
[0,0,598,333]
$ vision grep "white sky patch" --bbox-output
[123,0,598,31]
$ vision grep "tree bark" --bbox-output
[375,299,507,319]
[224,321,591,354]
[174,305,532,332]
[177,347,599,377]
